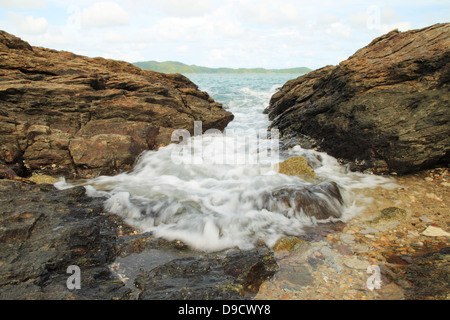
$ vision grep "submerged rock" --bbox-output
[266,23,450,174]
[269,181,344,220]
[0,31,233,178]
[370,207,408,226]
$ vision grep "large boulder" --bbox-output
[0,31,233,178]
[266,23,450,174]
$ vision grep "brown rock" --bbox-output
[272,236,308,252]
[0,31,234,178]
[266,23,450,174]
[275,156,315,178]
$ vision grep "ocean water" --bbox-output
[56,74,397,252]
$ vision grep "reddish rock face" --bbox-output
[0,31,234,178]
[266,23,450,175]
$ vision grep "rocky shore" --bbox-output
[0,179,278,299]
[255,168,449,300]
[1,25,449,300]
[256,23,449,300]
[0,30,233,179]
[265,23,449,175]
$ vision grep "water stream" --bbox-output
[56,74,397,252]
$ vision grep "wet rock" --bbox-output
[343,256,370,270]
[0,180,130,300]
[269,181,344,220]
[277,265,314,288]
[276,156,315,178]
[403,247,450,299]
[370,207,408,226]
[339,234,356,244]
[134,244,278,300]
[0,180,279,300]
[0,31,233,178]
[266,23,450,174]
[273,236,308,252]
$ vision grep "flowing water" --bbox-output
[56,74,397,252]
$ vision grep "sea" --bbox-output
[56,74,397,252]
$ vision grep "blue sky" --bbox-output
[0,0,448,69]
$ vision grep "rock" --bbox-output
[0,163,35,184]
[0,31,233,178]
[370,207,408,225]
[134,245,278,299]
[402,247,450,299]
[339,234,355,244]
[276,156,315,178]
[343,256,370,270]
[269,181,344,220]
[359,227,379,235]
[277,265,314,288]
[266,23,450,174]
[0,180,130,299]
[28,174,59,184]
[0,164,19,180]
[272,236,308,252]
[422,226,450,237]
[0,180,279,300]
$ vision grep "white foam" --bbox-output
[58,75,398,252]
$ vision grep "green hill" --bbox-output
[133,60,312,74]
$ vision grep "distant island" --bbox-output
[133,60,312,74]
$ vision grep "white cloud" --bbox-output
[349,6,413,32]
[5,0,445,71]
[146,11,245,43]
[279,3,301,23]
[130,0,212,17]
[0,0,45,8]
[176,45,190,54]
[7,12,48,34]
[103,30,128,43]
[74,2,130,28]
[317,13,340,26]
[241,2,303,27]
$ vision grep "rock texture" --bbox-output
[269,182,344,220]
[0,180,278,300]
[0,31,233,178]
[265,23,450,174]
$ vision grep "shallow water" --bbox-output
[56,74,398,252]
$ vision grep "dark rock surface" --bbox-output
[269,181,344,220]
[134,243,278,300]
[0,30,233,178]
[265,23,450,174]
[402,247,449,300]
[0,180,278,300]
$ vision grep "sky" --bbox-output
[0,0,449,69]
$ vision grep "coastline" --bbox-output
[255,168,449,300]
